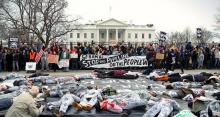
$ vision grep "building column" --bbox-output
[116,29,118,43]
[106,29,109,45]
[97,29,99,44]
[124,29,127,44]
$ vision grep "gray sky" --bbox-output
[66,0,220,33]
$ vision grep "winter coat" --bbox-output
[5,92,42,117]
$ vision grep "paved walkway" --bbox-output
[1,69,219,77]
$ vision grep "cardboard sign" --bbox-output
[156,53,164,60]
[48,54,59,63]
[70,54,78,58]
[58,59,69,68]
[25,62,36,71]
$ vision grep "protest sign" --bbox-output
[25,62,36,71]
[58,59,69,68]
[48,54,59,63]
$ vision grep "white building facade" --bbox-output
[67,18,156,46]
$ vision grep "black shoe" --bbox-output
[121,109,131,117]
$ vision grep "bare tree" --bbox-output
[195,28,213,44]
[168,31,188,46]
[0,0,79,47]
[214,7,220,39]
[214,8,220,30]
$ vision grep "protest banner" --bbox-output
[156,53,164,60]
[48,54,59,63]
[58,59,69,68]
[25,62,36,71]
[80,54,148,68]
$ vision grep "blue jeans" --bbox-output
[215,58,219,68]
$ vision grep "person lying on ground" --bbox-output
[188,96,215,116]
[28,72,49,78]
[162,88,205,99]
[165,82,202,89]
[1,77,27,87]
[47,90,81,115]
[94,69,139,79]
[97,90,159,115]
[204,75,220,88]
[142,98,180,117]
[0,85,29,100]
[181,72,213,82]
[212,92,220,100]
[79,87,103,111]
[74,73,98,81]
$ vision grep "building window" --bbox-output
[77,33,80,38]
[84,33,87,38]
[110,33,113,38]
[128,33,131,39]
[135,33,138,39]
[118,33,121,38]
[91,33,94,39]
[142,33,145,39]
[70,33,73,38]
[101,33,105,39]
[148,33,152,39]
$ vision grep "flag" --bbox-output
[160,31,167,40]
[35,49,44,64]
[196,28,202,39]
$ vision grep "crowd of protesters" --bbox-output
[0,42,220,72]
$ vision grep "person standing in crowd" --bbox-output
[2,49,7,71]
[112,47,119,55]
[12,49,19,71]
[191,48,198,69]
[60,48,70,72]
[41,48,49,71]
[51,50,58,72]
[185,42,193,69]
[165,49,172,72]
[70,47,79,70]
[198,49,204,69]
[214,48,220,68]
[170,49,176,71]
[0,49,2,72]
[210,47,216,69]
[6,49,13,72]
[19,49,29,71]
[29,49,36,62]
[146,44,155,68]
[204,47,211,69]
[178,47,185,73]
[5,86,44,117]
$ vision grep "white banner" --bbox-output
[81,54,148,68]
[58,59,69,68]
[25,62,36,71]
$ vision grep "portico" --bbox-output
[97,28,126,45]
[67,18,156,46]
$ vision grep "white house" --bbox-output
[67,18,156,46]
